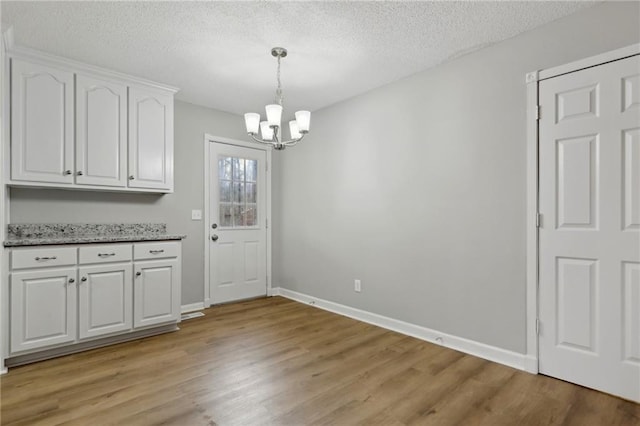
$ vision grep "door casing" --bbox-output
[203,134,272,307]
[525,43,640,374]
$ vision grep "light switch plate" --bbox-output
[191,209,202,220]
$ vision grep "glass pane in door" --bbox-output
[218,156,258,228]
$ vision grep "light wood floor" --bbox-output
[1,296,638,425]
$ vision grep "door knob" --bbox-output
[211,223,218,229]
[211,234,219,241]
[136,271,142,277]
[68,278,75,283]
[81,277,87,282]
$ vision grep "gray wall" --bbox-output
[10,100,246,305]
[8,1,640,353]
[273,1,640,353]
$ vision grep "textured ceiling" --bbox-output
[1,1,597,117]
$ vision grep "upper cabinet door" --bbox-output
[128,87,174,191]
[11,59,74,184]
[75,74,127,187]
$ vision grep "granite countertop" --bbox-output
[4,223,186,247]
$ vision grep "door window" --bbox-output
[218,156,258,227]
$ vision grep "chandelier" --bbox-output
[244,47,310,150]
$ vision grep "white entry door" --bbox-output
[539,54,640,402]
[209,143,267,304]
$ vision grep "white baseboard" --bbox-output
[181,302,205,314]
[523,355,539,373]
[274,287,531,372]
[0,367,6,375]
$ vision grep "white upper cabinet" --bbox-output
[128,87,174,191]
[75,74,127,187]
[11,59,74,184]
[7,49,177,193]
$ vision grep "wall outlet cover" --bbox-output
[191,209,203,220]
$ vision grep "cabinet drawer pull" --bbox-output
[63,170,72,175]
[129,175,135,180]
[97,253,116,257]
[136,271,142,277]
[149,249,165,254]
[35,256,57,261]
[77,171,84,176]
[81,277,87,282]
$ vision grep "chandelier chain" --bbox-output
[276,55,283,106]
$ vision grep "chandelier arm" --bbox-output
[280,133,307,146]
[249,133,277,145]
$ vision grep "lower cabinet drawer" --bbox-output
[11,247,77,269]
[79,244,132,264]
[134,241,180,260]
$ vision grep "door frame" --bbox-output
[0,28,9,374]
[203,134,272,307]
[525,43,640,374]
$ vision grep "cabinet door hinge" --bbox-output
[536,213,541,228]
[266,161,269,172]
[536,105,541,120]
[536,319,541,335]
[266,218,269,229]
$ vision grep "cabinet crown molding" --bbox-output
[7,44,179,94]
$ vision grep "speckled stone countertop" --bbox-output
[4,223,186,247]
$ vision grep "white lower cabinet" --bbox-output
[10,268,77,352]
[78,263,132,339]
[134,259,180,328]
[8,241,181,359]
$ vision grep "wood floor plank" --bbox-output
[1,296,638,425]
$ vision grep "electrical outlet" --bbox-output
[191,209,202,220]
[354,279,361,293]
